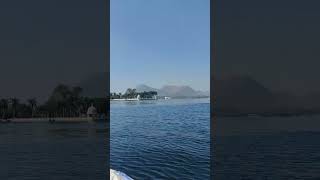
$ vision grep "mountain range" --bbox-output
[78,72,320,115]
[78,73,209,98]
[77,72,209,98]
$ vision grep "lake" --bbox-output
[0,123,108,179]
[110,98,210,179]
[214,115,320,179]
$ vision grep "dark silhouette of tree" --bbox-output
[0,84,106,119]
[0,99,8,119]
[10,98,19,118]
[71,86,83,116]
[27,98,37,118]
[139,91,157,99]
[124,88,137,98]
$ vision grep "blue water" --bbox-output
[0,123,108,179]
[215,132,320,179]
[110,98,210,179]
[214,116,320,179]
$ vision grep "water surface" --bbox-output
[0,123,108,179]
[110,98,210,179]
[215,116,320,179]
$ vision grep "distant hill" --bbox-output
[136,84,209,98]
[136,84,158,92]
[160,85,202,97]
[215,75,275,112]
[214,75,319,115]
[78,75,208,98]
[77,72,320,115]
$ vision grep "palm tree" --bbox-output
[0,99,4,118]
[71,86,83,116]
[10,98,19,118]
[0,99,8,119]
[27,98,37,118]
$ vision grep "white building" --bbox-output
[87,104,97,118]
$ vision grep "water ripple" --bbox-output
[111,99,210,179]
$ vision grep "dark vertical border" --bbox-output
[210,0,216,179]
[106,0,110,177]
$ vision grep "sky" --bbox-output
[110,0,210,93]
[215,0,320,95]
[0,0,107,102]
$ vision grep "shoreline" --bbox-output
[0,117,108,123]
[216,112,320,118]
[110,97,210,101]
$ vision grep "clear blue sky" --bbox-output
[111,0,210,93]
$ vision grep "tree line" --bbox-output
[110,88,157,99]
[0,84,107,119]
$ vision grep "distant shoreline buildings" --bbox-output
[110,88,158,101]
[110,85,210,101]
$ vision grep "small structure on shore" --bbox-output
[87,104,97,118]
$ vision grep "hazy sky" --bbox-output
[110,0,210,93]
[0,0,107,102]
[215,0,320,95]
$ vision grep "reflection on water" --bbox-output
[0,123,108,179]
[110,99,210,179]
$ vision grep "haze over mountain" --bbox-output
[77,72,320,114]
[214,74,320,114]
[135,84,158,93]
